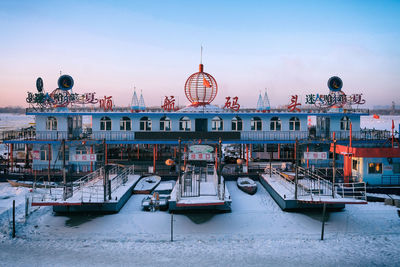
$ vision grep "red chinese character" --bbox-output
[206,154,211,160]
[288,95,301,112]
[161,96,177,111]
[223,96,240,111]
[99,96,113,111]
[82,155,87,161]
[198,154,203,159]
[190,154,196,160]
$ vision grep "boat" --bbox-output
[7,179,59,188]
[141,192,169,211]
[133,175,161,194]
[237,177,257,195]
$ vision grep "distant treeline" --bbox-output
[0,106,25,114]
[371,109,400,115]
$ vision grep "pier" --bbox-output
[260,166,367,210]
[31,165,141,213]
[169,165,231,211]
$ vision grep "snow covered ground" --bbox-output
[0,181,399,266]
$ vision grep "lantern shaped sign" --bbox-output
[184,64,218,106]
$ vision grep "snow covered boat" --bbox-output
[7,179,58,188]
[133,175,161,194]
[237,177,257,195]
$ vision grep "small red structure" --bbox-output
[184,64,218,106]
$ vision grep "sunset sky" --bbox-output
[0,0,399,108]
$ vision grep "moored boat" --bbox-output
[133,175,161,194]
[141,192,169,211]
[7,179,58,188]
[237,177,257,195]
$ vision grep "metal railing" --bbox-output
[270,166,366,202]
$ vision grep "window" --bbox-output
[340,116,351,130]
[251,117,262,131]
[76,145,88,155]
[160,116,171,131]
[270,117,281,131]
[352,159,358,170]
[140,117,152,131]
[289,117,300,131]
[100,116,111,131]
[40,145,51,161]
[368,163,382,174]
[212,116,223,131]
[120,117,131,131]
[231,117,242,131]
[179,117,191,131]
[46,117,57,131]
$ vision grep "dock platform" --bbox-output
[260,167,367,210]
[169,165,231,212]
[31,166,141,213]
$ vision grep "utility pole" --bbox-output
[62,139,67,200]
[332,133,336,198]
[103,139,107,202]
[294,139,298,200]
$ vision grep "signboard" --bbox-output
[383,165,393,171]
[303,152,328,160]
[189,145,214,154]
[188,153,214,161]
[72,154,97,162]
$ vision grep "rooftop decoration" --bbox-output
[139,91,146,110]
[184,60,218,106]
[131,87,139,111]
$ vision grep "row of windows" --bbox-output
[45,116,352,131]
[100,116,301,131]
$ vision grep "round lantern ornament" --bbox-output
[184,64,218,106]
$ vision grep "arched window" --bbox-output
[100,116,111,131]
[46,116,57,131]
[251,117,262,131]
[120,117,131,131]
[140,117,152,131]
[289,117,300,131]
[212,116,223,131]
[340,116,351,130]
[179,117,191,131]
[40,145,51,161]
[160,116,171,131]
[231,117,243,131]
[270,117,281,131]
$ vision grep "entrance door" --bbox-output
[316,117,330,139]
[67,117,73,139]
[195,119,208,132]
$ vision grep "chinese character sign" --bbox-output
[73,154,97,162]
[161,96,178,111]
[303,152,327,160]
[99,96,113,111]
[288,95,301,112]
[223,96,240,111]
[188,153,214,161]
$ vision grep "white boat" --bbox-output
[237,177,257,195]
[133,175,161,194]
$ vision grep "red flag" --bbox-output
[392,120,395,130]
[203,78,211,88]
[373,114,380,119]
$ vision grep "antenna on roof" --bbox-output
[200,45,203,64]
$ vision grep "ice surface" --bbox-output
[0,181,399,266]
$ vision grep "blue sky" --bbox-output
[0,0,399,108]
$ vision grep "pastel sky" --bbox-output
[0,0,399,108]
